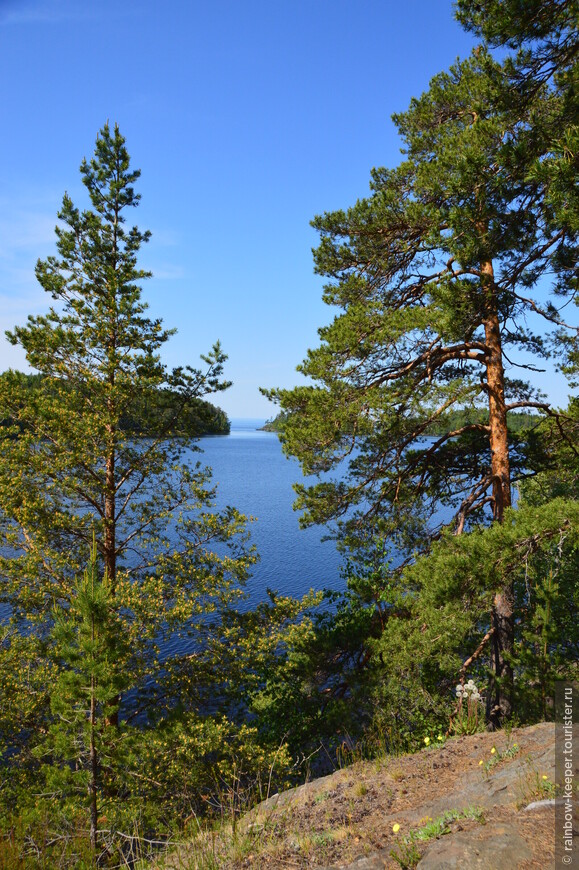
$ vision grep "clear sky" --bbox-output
[0,0,573,419]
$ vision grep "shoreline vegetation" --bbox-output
[261,408,544,436]
[0,371,230,436]
[1,0,577,863]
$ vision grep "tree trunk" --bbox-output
[104,449,116,589]
[89,631,99,852]
[104,437,118,727]
[481,258,514,728]
[487,588,514,728]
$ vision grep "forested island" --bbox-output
[0,372,230,436]
[0,2,577,868]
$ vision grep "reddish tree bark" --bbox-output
[481,257,514,727]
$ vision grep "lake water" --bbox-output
[0,420,342,626]
[0,422,469,620]
[199,419,343,604]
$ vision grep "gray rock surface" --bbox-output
[416,824,532,869]
[317,723,556,870]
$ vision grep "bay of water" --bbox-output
[0,423,463,620]
[199,419,343,604]
[0,421,342,626]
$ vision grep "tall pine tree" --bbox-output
[0,124,254,726]
[267,43,577,725]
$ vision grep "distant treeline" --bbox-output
[0,372,230,436]
[263,408,542,436]
[425,408,542,435]
[261,411,290,432]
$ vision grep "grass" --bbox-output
[515,758,557,809]
[479,741,521,775]
[389,807,485,870]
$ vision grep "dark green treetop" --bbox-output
[455,0,578,70]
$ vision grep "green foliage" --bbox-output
[1,1,577,862]
[456,0,579,386]
[0,125,263,865]
[260,411,290,433]
[263,408,542,437]
[0,122,248,643]
[0,371,230,436]
[247,594,373,764]
[135,714,293,823]
[480,741,520,774]
[0,562,316,865]
[263,0,577,732]
[0,631,55,831]
[455,0,577,67]
[390,807,485,869]
[358,496,579,739]
[30,540,132,852]
[257,399,579,758]
[266,40,575,548]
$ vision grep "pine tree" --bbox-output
[456,0,579,387]
[267,46,577,725]
[0,124,254,726]
[0,124,269,861]
[456,0,578,87]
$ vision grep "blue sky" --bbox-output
[0,0,573,418]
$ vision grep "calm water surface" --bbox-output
[199,419,343,604]
[0,421,342,626]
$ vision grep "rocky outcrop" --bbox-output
[251,723,569,869]
[161,722,577,869]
